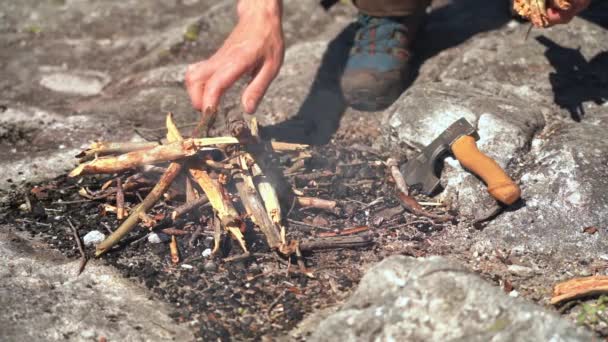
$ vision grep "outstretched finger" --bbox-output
[241,61,281,114]
[185,61,214,110]
[202,62,249,112]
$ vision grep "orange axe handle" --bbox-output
[451,135,521,205]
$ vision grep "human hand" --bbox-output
[546,0,591,25]
[185,0,284,114]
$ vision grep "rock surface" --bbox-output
[383,2,608,256]
[1,0,607,340]
[307,256,592,342]
[0,230,193,341]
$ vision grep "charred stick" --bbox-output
[138,212,157,228]
[295,243,314,278]
[185,176,198,203]
[270,141,309,152]
[189,225,204,247]
[96,162,182,256]
[191,107,217,138]
[212,216,222,254]
[161,228,190,235]
[170,235,180,264]
[284,159,306,174]
[296,196,337,211]
[95,113,185,256]
[189,166,246,252]
[171,195,210,220]
[251,159,287,247]
[223,252,252,263]
[68,219,88,276]
[317,226,369,238]
[386,158,409,196]
[116,177,126,220]
[233,157,282,250]
[299,233,374,251]
[69,137,238,177]
[397,192,453,223]
[76,141,160,161]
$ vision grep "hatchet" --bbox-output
[400,118,521,205]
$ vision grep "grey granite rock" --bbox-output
[478,113,608,257]
[384,79,546,219]
[309,256,592,342]
[0,230,194,342]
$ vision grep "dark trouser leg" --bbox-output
[353,0,432,17]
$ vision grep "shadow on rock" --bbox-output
[536,35,608,122]
[579,0,608,30]
[261,23,355,145]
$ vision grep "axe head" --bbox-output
[400,118,478,195]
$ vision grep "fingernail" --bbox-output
[246,99,255,112]
[204,106,216,115]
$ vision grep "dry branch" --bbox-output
[95,113,185,256]
[233,156,282,249]
[299,233,374,251]
[171,195,210,220]
[397,192,452,223]
[95,162,182,256]
[297,196,337,211]
[69,137,238,177]
[551,276,608,305]
[116,177,126,220]
[170,235,180,264]
[270,141,309,152]
[189,166,246,252]
[76,141,160,161]
[386,158,409,196]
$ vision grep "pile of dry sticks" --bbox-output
[68,112,374,275]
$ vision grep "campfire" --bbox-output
[67,112,377,275]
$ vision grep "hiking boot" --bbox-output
[341,13,423,111]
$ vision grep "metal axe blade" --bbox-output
[400,118,476,195]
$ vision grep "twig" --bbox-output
[170,235,180,264]
[161,228,190,235]
[386,158,408,196]
[396,192,453,223]
[267,290,287,318]
[95,113,185,257]
[191,107,217,138]
[296,196,337,211]
[76,141,160,161]
[69,137,237,177]
[234,155,282,249]
[287,218,333,231]
[171,195,210,220]
[68,219,88,276]
[116,177,125,220]
[188,225,204,247]
[299,233,374,251]
[317,226,369,238]
[23,194,32,213]
[224,252,252,263]
[551,276,608,305]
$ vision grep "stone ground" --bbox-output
[1,0,607,341]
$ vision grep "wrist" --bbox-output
[237,0,282,22]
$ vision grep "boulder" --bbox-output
[478,112,608,257]
[308,256,592,341]
[0,230,193,341]
[384,79,546,219]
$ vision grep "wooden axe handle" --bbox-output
[451,135,521,205]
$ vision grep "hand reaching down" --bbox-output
[185,0,284,114]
